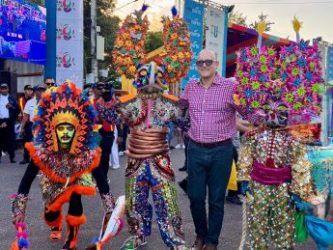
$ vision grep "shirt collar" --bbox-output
[198,73,223,86]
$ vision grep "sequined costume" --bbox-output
[234,19,324,249]
[112,5,191,250]
[238,129,313,249]
[11,82,102,250]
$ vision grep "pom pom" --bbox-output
[292,16,302,33]
[141,4,149,12]
[171,6,178,17]
[18,238,29,248]
[257,21,266,35]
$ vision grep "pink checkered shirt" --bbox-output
[182,73,262,143]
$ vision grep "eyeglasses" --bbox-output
[97,85,112,90]
[45,82,55,86]
[196,60,215,67]
[97,85,105,90]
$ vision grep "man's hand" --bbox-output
[306,194,325,206]
[6,103,13,109]
[117,136,123,145]
[20,127,25,136]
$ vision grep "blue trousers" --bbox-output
[187,140,233,246]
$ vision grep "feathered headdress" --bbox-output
[112,5,192,90]
[25,81,101,185]
[32,81,98,154]
[235,18,324,126]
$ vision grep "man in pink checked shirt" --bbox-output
[181,49,263,250]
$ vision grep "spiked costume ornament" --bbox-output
[235,20,324,249]
[11,82,101,250]
[112,5,191,250]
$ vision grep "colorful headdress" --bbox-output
[235,20,324,126]
[112,5,192,92]
[33,81,99,154]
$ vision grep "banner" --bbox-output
[327,46,333,82]
[205,6,226,75]
[181,0,204,91]
[56,0,83,88]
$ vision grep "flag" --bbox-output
[15,40,30,58]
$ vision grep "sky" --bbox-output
[115,0,333,43]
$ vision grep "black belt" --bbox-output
[190,138,232,148]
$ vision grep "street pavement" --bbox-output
[1,149,320,250]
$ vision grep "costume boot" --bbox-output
[44,209,63,241]
[62,214,86,250]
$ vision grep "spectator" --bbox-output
[44,77,56,88]
[18,84,34,164]
[18,84,34,115]
[109,125,120,169]
[0,83,19,163]
[181,49,263,250]
[118,123,129,156]
[20,84,46,164]
[93,82,117,182]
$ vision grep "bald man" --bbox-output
[181,49,263,250]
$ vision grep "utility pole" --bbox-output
[91,0,98,82]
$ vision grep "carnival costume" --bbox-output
[112,5,191,250]
[11,82,103,250]
[235,19,325,249]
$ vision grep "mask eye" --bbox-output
[278,105,287,112]
[263,104,271,111]
[139,70,147,77]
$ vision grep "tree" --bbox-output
[228,11,248,26]
[250,13,274,32]
[145,31,163,53]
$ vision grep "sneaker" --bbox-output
[203,244,217,250]
[120,236,147,250]
[175,144,182,149]
[182,144,186,149]
[1,151,6,157]
[170,245,190,250]
[119,151,124,156]
[178,166,187,172]
[112,165,120,169]
[192,237,204,250]
[19,160,29,165]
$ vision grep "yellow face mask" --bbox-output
[56,123,75,149]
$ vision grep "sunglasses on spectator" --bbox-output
[196,60,215,67]
[97,85,106,90]
[45,82,55,86]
